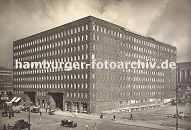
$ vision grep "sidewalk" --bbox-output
[40,108,183,130]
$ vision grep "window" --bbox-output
[85,24,88,30]
[82,26,84,31]
[92,25,95,30]
[92,54,95,59]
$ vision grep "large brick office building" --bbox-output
[13,16,176,113]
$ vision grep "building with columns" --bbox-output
[177,62,191,103]
[13,16,176,114]
[177,62,191,87]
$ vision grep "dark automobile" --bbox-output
[9,119,31,129]
[31,107,40,113]
[21,107,29,112]
[61,119,77,127]
[2,111,8,117]
[2,110,15,117]
[49,110,55,115]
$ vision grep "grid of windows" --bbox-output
[13,16,176,113]
[13,23,91,102]
[91,17,176,105]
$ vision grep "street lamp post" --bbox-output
[176,67,180,130]
[28,106,31,130]
[176,84,178,130]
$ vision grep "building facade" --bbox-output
[177,62,191,103]
[177,62,191,87]
[0,67,13,103]
[13,16,176,113]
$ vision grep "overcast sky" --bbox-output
[0,0,190,67]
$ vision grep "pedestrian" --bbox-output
[130,112,133,120]
[3,124,6,130]
[45,108,47,113]
[40,111,42,120]
[100,113,103,118]
[113,115,116,120]
[9,114,11,120]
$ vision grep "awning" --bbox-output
[14,97,21,103]
[6,101,12,104]
[10,97,17,103]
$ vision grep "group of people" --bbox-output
[100,112,133,120]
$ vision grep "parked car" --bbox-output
[9,119,31,129]
[2,111,8,117]
[1,110,15,117]
[12,106,21,113]
[178,112,191,120]
[49,110,55,115]
[21,107,30,112]
[31,107,40,113]
[61,119,77,127]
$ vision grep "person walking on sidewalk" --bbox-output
[129,112,133,120]
[40,111,42,120]
[100,113,103,118]
[113,115,116,120]
[3,124,6,130]
[9,113,11,120]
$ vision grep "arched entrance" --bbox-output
[45,92,64,110]
[24,91,37,106]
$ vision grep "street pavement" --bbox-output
[0,111,164,130]
[0,104,190,130]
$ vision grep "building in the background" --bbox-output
[0,67,13,104]
[13,16,176,114]
[177,62,191,88]
[177,62,191,103]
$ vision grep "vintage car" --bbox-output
[2,111,8,117]
[61,119,77,127]
[21,106,30,112]
[178,112,191,121]
[1,110,15,117]
[49,110,55,115]
[9,119,31,129]
[31,107,40,113]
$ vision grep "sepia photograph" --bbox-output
[0,0,191,130]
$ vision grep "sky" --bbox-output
[0,0,190,67]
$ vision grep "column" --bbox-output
[70,101,74,112]
[183,70,185,80]
[186,70,190,79]
[87,102,91,114]
[40,99,43,108]
[35,99,38,107]
[78,102,82,113]
[21,98,24,106]
[63,101,66,111]
[25,96,31,107]
[180,70,183,82]
[177,70,180,83]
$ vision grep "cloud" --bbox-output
[0,0,190,67]
[147,0,191,62]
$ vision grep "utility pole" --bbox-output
[176,84,178,130]
[28,106,31,130]
[94,122,97,130]
[176,67,180,130]
[75,104,77,116]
